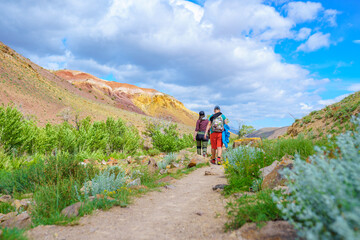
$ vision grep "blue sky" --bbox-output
[0,0,359,130]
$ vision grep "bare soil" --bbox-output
[27,165,235,240]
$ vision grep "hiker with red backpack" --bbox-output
[193,111,209,157]
[204,106,228,165]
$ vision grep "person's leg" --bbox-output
[215,132,223,164]
[210,133,217,164]
[217,147,222,158]
[202,140,208,156]
[196,140,202,155]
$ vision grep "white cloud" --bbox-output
[318,94,350,106]
[300,103,313,111]
[347,83,360,92]
[354,40,360,44]
[297,32,331,52]
[286,1,323,23]
[202,0,294,41]
[0,0,339,126]
[295,27,312,40]
[324,9,340,26]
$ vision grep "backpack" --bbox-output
[211,114,224,132]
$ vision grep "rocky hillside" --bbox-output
[55,70,197,126]
[0,41,194,133]
[246,127,289,139]
[287,91,360,138]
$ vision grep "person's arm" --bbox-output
[204,121,211,139]
[194,120,200,141]
[223,115,229,125]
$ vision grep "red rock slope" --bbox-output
[55,70,197,126]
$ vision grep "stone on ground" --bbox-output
[156,176,175,184]
[61,202,84,218]
[236,221,298,240]
[188,155,208,168]
[12,199,32,211]
[147,158,158,173]
[1,212,32,229]
[0,195,12,203]
[262,156,294,190]
[259,160,279,178]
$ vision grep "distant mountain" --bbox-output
[287,91,360,138]
[0,41,195,133]
[55,70,197,126]
[246,127,288,139]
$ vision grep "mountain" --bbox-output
[54,70,197,126]
[287,91,360,138]
[0,41,195,133]
[246,127,289,139]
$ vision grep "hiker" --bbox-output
[204,106,228,165]
[194,111,209,157]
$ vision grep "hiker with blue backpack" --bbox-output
[204,106,229,165]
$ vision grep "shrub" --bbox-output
[261,135,316,161]
[275,116,360,240]
[145,121,194,153]
[226,190,283,230]
[0,105,141,158]
[88,166,127,196]
[0,202,16,214]
[0,105,38,155]
[223,146,270,193]
[0,153,98,195]
[0,227,28,240]
[31,179,78,225]
[157,153,177,170]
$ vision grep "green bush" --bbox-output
[275,116,360,240]
[157,153,177,169]
[0,227,28,240]
[145,121,194,153]
[223,146,270,193]
[31,179,78,225]
[0,153,98,194]
[0,105,141,160]
[0,202,16,214]
[0,106,39,156]
[261,135,316,161]
[226,190,283,230]
[87,166,127,196]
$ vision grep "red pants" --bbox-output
[210,132,222,149]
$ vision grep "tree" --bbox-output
[238,122,256,138]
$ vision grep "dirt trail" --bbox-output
[27,165,234,240]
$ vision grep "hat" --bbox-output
[199,111,205,116]
[214,105,220,110]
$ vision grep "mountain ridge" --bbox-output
[0,41,195,133]
[54,70,197,126]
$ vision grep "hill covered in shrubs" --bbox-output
[287,91,360,139]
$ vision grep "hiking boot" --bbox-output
[210,159,216,165]
[216,157,222,165]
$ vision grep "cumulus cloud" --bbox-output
[295,27,312,40]
[286,1,323,23]
[0,0,339,126]
[324,9,340,26]
[297,32,331,52]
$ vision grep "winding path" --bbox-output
[27,165,235,240]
